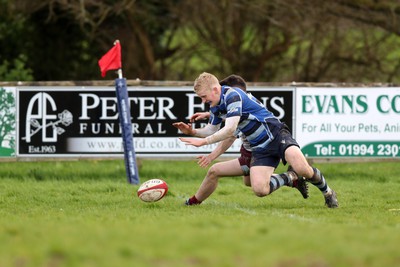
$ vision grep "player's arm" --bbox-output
[205,116,239,144]
[208,136,236,160]
[197,136,236,168]
[172,122,219,137]
[172,112,212,137]
[179,116,240,147]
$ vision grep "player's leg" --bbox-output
[186,159,243,205]
[285,145,338,208]
[238,146,251,187]
[243,175,251,186]
[249,165,275,196]
[250,165,300,197]
[284,146,314,177]
[251,164,306,198]
[250,140,302,197]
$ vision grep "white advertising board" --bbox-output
[296,87,400,158]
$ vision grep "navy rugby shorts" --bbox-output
[251,123,299,168]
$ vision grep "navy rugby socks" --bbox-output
[309,167,331,195]
[269,173,293,194]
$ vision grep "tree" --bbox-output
[0,55,33,81]
[3,0,400,82]
[173,0,400,82]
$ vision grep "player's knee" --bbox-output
[252,186,269,197]
[207,165,220,179]
[253,190,268,197]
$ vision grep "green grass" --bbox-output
[0,159,399,267]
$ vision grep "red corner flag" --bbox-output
[98,40,121,77]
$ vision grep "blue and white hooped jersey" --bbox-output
[209,86,281,151]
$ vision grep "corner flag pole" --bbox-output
[98,40,140,184]
[115,70,140,184]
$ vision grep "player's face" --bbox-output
[197,87,220,107]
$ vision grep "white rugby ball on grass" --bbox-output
[137,179,168,202]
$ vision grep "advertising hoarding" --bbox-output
[0,87,15,157]
[17,87,293,157]
[296,87,400,158]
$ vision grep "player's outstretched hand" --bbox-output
[196,155,212,168]
[190,112,210,123]
[179,137,207,147]
[172,122,195,135]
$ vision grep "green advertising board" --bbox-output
[0,87,15,157]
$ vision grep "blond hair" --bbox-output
[194,72,219,93]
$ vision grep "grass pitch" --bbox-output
[0,159,399,267]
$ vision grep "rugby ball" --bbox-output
[137,179,168,202]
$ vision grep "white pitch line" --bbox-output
[270,211,319,223]
[206,200,258,215]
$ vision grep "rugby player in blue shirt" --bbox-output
[174,72,338,208]
[174,74,309,206]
